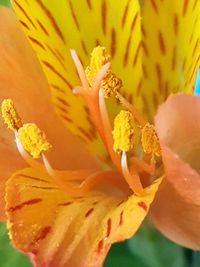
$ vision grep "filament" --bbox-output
[15,133,45,171]
[70,49,90,91]
[121,151,143,195]
[116,92,146,127]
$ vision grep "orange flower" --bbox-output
[0,0,199,266]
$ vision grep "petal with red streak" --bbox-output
[11,0,143,159]
[151,94,200,249]
[140,0,200,120]
[0,6,99,220]
[6,168,161,267]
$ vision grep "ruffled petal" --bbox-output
[140,0,200,120]
[0,6,99,219]
[11,0,142,158]
[6,167,161,267]
[150,94,200,249]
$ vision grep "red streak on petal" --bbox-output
[97,239,104,254]
[58,202,73,206]
[34,226,51,242]
[85,208,94,217]
[106,218,112,238]
[138,201,148,211]
[119,211,124,226]
[8,198,42,212]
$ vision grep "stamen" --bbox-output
[15,134,45,171]
[70,49,90,91]
[116,92,146,127]
[18,123,51,159]
[112,110,134,153]
[121,151,143,195]
[101,71,122,98]
[42,154,94,181]
[85,46,122,97]
[85,46,109,85]
[141,123,161,157]
[1,99,22,130]
[130,157,155,175]
[43,153,127,196]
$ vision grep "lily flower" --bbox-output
[0,1,199,267]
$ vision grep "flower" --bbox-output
[0,1,199,267]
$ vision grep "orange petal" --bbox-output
[151,94,200,249]
[0,6,99,219]
[6,168,161,267]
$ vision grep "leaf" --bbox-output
[105,242,149,267]
[0,0,10,7]
[0,223,31,267]
[127,222,187,267]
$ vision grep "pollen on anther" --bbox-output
[1,99,22,131]
[112,110,134,153]
[85,46,122,97]
[141,123,161,157]
[18,123,52,159]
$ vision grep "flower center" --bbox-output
[71,46,161,195]
[0,46,161,197]
[1,98,126,197]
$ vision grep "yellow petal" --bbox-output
[140,0,200,120]
[0,6,99,219]
[12,0,142,158]
[6,167,161,267]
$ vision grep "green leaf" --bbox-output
[105,242,149,267]
[0,223,31,267]
[127,222,187,267]
[0,0,10,7]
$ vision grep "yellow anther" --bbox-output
[18,123,51,159]
[85,46,122,97]
[112,110,134,153]
[102,71,122,98]
[141,123,161,157]
[1,99,22,131]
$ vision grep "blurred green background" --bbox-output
[0,0,200,266]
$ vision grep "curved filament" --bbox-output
[43,155,127,197]
[15,134,45,171]
[42,154,96,181]
[121,151,143,195]
[130,157,155,175]
[70,49,90,91]
[116,92,146,127]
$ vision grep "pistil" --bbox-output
[71,49,121,171]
